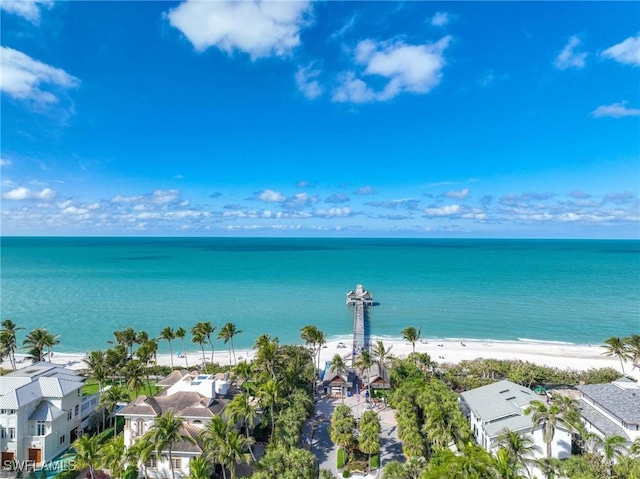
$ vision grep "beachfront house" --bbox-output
[0,362,84,469]
[323,366,357,398]
[460,379,571,460]
[576,377,640,444]
[118,370,237,478]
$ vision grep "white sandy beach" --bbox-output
[4,337,637,381]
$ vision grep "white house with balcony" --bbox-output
[576,377,640,443]
[460,379,572,460]
[118,370,236,478]
[0,362,85,469]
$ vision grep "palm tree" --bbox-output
[218,322,243,366]
[597,434,627,477]
[254,335,280,380]
[401,326,421,354]
[175,326,189,368]
[193,321,216,366]
[624,334,640,370]
[144,411,193,479]
[73,434,102,479]
[329,353,348,403]
[330,404,356,464]
[225,393,258,460]
[219,429,253,479]
[1,319,24,370]
[359,409,381,472]
[300,325,321,380]
[354,349,374,395]
[495,428,541,478]
[159,327,176,368]
[114,326,137,357]
[524,400,569,458]
[99,435,126,479]
[201,415,230,477]
[123,359,146,397]
[601,336,631,374]
[135,341,156,395]
[188,456,212,479]
[371,340,392,381]
[257,379,280,441]
[23,327,58,362]
[192,331,207,369]
[105,345,128,386]
[99,386,130,438]
[126,433,154,479]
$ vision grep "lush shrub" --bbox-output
[122,465,139,479]
[337,447,347,469]
[370,453,380,469]
[53,470,77,479]
[342,471,352,478]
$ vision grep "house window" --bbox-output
[171,458,181,469]
[145,457,157,468]
[59,434,66,445]
[74,405,79,416]
[8,428,16,439]
[67,410,72,421]
[0,428,5,438]
[37,421,46,436]
[135,420,144,436]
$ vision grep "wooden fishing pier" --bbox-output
[346,284,376,361]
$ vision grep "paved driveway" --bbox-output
[306,396,404,478]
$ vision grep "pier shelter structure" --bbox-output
[346,284,375,363]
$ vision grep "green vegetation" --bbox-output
[337,448,347,468]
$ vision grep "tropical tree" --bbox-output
[359,409,381,472]
[354,349,374,395]
[218,428,253,479]
[601,336,631,374]
[330,404,356,463]
[624,334,640,370]
[99,386,130,438]
[1,319,23,370]
[188,456,212,479]
[126,433,154,479]
[73,434,102,479]
[114,326,137,357]
[23,327,59,362]
[597,434,628,477]
[371,340,393,381]
[99,435,126,479]
[329,353,348,403]
[191,331,207,369]
[193,321,216,366]
[524,400,570,458]
[254,334,280,380]
[175,326,189,368]
[159,327,176,368]
[123,359,146,397]
[257,379,280,440]
[201,415,231,478]
[401,326,421,354]
[300,325,326,383]
[218,322,243,366]
[144,411,193,479]
[225,393,258,460]
[494,428,541,478]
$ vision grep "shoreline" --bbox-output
[4,336,637,381]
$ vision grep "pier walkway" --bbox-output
[346,284,376,362]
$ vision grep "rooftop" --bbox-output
[577,379,640,426]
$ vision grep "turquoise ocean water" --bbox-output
[0,237,638,354]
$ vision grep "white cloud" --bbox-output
[0,159,11,167]
[554,36,588,70]
[254,189,286,202]
[295,64,323,99]
[592,102,640,118]
[424,204,461,216]
[2,186,56,201]
[601,35,640,66]
[151,189,180,204]
[443,188,470,199]
[333,37,450,103]
[430,12,450,27]
[166,0,311,59]
[0,47,79,103]
[354,186,377,196]
[0,0,52,24]
[314,207,351,218]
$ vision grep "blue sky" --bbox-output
[1,1,639,238]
